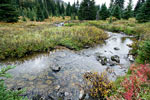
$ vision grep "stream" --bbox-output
[0,31,134,100]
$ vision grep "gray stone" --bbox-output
[114,47,120,50]
[128,55,134,62]
[79,89,86,100]
[111,55,120,63]
[55,85,61,91]
[109,60,116,66]
[51,65,61,72]
[99,56,107,65]
[64,92,69,96]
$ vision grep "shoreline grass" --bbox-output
[0,23,108,60]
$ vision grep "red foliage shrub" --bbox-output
[107,64,150,100]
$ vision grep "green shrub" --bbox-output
[0,66,27,100]
[136,40,150,64]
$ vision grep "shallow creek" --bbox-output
[0,32,134,100]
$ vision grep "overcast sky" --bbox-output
[63,0,138,8]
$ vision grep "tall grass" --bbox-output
[0,24,107,60]
[88,19,150,39]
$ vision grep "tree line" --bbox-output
[0,0,150,22]
[0,0,79,22]
[78,0,150,22]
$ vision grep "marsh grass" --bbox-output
[0,22,107,60]
[88,19,150,39]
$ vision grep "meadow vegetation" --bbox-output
[0,22,107,60]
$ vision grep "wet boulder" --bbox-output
[114,47,120,51]
[128,55,134,62]
[108,60,116,66]
[111,55,120,63]
[79,89,86,100]
[51,65,61,72]
[99,56,108,65]
[94,52,102,60]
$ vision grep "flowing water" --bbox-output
[0,32,134,100]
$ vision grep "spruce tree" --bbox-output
[61,3,65,15]
[123,0,133,19]
[36,5,44,21]
[114,0,125,10]
[99,4,110,20]
[89,0,97,20]
[109,0,114,13]
[136,0,150,22]
[66,2,71,16]
[112,5,121,19]
[78,0,97,20]
[134,0,142,16]
[0,0,19,22]
[57,1,61,15]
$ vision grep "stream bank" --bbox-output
[0,31,134,100]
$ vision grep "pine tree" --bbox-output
[66,2,71,16]
[61,3,65,15]
[136,0,150,22]
[0,0,19,22]
[109,0,114,13]
[78,0,97,20]
[36,4,44,21]
[134,0,146,16]
[114,0,125,9]
[89,0,97,20]
[134,0,142,16]
[99,4,110,20]
[112,5,121,19]
[123,0,133,19]
[57,1,61,15]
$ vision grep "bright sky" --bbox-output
[63,0,138,8]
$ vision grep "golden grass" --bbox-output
[0,22,108,60]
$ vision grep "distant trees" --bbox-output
[123,0,133,19]
[78,0,97,20]
[112,5,122,19]
[0,0,19,22]
[114,0,125,10]
[136,0,150,22]
[1,0,150,23]
[99,4,110,20]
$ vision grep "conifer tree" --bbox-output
[114,0,125,10]
[61,3,65,15]
[99,4,110,20]
[136,0,150,22]
[134,0,146,16]
[112,5,121,19]
[0,0,19,22]
[66,2,71,16]
[57,1,61,15]
[89,0,97,20]
[36,4,44,21]
[123,0,133,19]
[78,0,97,20]
[109,0,114,13]
[134,0,142,16]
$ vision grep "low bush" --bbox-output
[136,40,150,64]
[107,64,150,100]
[83,72,113,99]
[0,66,27,100]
